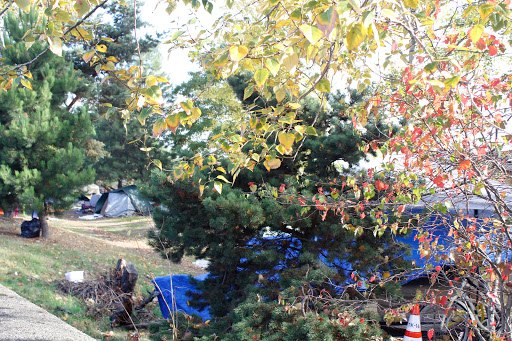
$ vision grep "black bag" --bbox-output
[20,218,41,238]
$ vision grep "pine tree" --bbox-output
[0,10,95,237]
[148,73,411,334]
[71,2,165,188]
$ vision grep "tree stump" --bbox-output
[110,259,138,326]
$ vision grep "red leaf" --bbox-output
[398,205,405,214]
[411,127,423,141]
[489,45,498,56]
[375,180,388,191]
[440,296,448,306]
[433,176,445,188]
[477,146,487,155]
[428,329,434,340]
[458,159,472,171]
[435,265,441,272]
[279,184,286,193]
[476,38,487,50]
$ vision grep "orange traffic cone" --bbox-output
[403,304,422,341]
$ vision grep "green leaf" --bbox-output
[299,24,323,45]
[154,159,163,170]
[346,0,361,13]
[145,85,163,104]
[346,22,367,51]
[279,112,295,124]
[214,181,222,194]
[229,45,249,61]
[170,30,185,41]
[444,74,461,88]
[244,85,254,100]
[469,24,484,43]
[254,68,269,88]
[362,11,374,27]
[180,100,193,113]
[74,0,90,17]
[137,107,152,126]
[424,61,438,72]
[315,78,331,92]
[316,7,337,36]
[305,126,318,136]
[290,8,301,21]
[478,4,495,19]
[265,58,280,76]
[213,52,229,67]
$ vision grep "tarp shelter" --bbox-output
[94,185,151,217]
[153,274,211,321]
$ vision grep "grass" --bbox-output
[0,214,203,340]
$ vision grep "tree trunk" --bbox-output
[118,179,123,189]
[40,212,49,239]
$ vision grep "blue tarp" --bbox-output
[153,273,211,321]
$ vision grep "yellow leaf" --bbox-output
[275,88,286,102]
[315,79,331,92]
[154,159,163,170]
[254,68,269,88]
[96,44,107,53]
[383,272,391,278]
[278,132,295,154]
[403,0,418,9]
[265,58,280,76]
[346,0,361,14]
[469,24,484,44]
[20,79,33,90]
[478,4,494,19]
[199,184,205,196]
[166,114,180,134]
[14,0,30,12]
[214,181,222,194]
[48,37,63,56]
[282,53,298,73]
[346,22,367,51]
[82,50,95,63]
[263,158,282,171]
[146,75,157,87]
[299,24,323,45]
[216,175,230,183]
[180,100,193,113]
[106,56,119,63]
[189,107,201,123]
[229,45,249,61]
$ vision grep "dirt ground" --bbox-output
[1,211,204,276]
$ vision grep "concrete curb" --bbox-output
[0,284,97,341]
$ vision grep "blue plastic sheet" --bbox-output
[153,273,211,321]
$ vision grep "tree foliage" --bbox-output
[0,10,95,237]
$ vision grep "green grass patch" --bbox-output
[0,216,202,340]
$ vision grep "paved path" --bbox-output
[0,284,96,341]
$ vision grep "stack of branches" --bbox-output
[58,268,129,316]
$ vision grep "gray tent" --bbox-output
[94,185,152,217]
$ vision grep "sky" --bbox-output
[140,0,216,85]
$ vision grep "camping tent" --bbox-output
[94,185,152,217]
